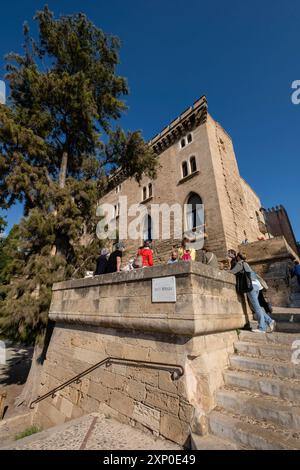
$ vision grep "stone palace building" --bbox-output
[99,95,298,262]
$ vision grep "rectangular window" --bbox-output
[190,156,197,173]
[182,161,188,178]
[143,186,147,200]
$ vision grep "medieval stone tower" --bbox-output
[99,96,266,260]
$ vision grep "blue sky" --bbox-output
[0,0,299,239]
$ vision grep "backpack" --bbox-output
[236,262,253,293]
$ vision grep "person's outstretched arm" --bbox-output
[116,256,122,272]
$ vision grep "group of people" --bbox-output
[94,240,299,335]
[94,236,219,275]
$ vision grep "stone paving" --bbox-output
[2,413,181,450]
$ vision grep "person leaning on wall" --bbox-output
[105,242,125,273]
[230,252,276,333]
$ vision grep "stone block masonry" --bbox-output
[33,263,248,445]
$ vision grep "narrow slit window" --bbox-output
[181,138,186,148]
[143,186,147,201]
[182,161,188,178]
[187,133,192,144]
[148,183,152,198]
[190,156,197,173]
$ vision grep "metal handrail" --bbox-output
[30,357,184,409]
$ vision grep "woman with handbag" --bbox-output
[230,253,275,333]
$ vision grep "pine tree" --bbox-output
[0,6,158,344]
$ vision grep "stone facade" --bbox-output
[32,263,248,445]
[99,96,265,263]
[264,206,299,256]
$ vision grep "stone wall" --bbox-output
[240,178,266,239]
[205,116,264,253]
[265,206,299,256]
[32,263,248,445]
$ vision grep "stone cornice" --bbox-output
[107,96,208,188]
[149,95,208,154]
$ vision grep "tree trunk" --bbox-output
[58,151,68,189]
[14,343,43,408]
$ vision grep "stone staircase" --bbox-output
[192,330,300,450]
[268,307,300,333]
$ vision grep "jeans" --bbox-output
[247,285,273,331]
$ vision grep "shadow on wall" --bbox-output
[0,345,33,387]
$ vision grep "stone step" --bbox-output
[271,307,300,322]
[239,330,300,346]
[291,303,300,309]
[229,354,300,379]
[275,323,300,333]
[209,410,300,450]
[249,320,300,333]
[216,388,300,430]
[290,293,300,308]
[224,369,300,402]
[291,293,300,301]
[234,341,292,360]
[190,433,242,450]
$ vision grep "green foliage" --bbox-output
[15,425,41,440]
[0,225,20,287]
[0,6,158,344]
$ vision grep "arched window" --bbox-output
[187,133,192,144]
[142,186,147,201]
[181,138,186,149]
[186,193,203,231]
[148,183,153,198]
[190,156,197,173]
[143,214,153,241]
[182,161,188,178]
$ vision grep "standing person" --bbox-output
[230,253,275,333]
[94,248,110,275]
[178,237,196,261]
[105,242,125,274]
[292,260,300,287]
[227,249,237,269]
[167,250,178,264]
[200,247,219,269]
[137,240,153,267]
[181,249,192,261]
[227,249,272,314]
